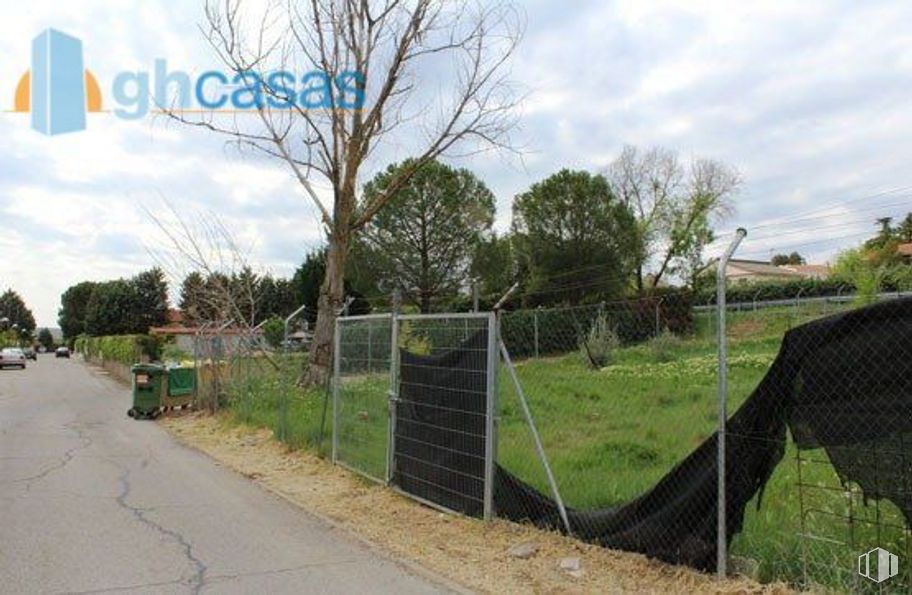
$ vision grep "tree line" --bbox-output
[349,146,739,311]
[59,269,169,339]
[57,145,740,342]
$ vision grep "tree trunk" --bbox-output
[304,230,349,387]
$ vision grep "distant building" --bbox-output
[148,325,263,357]
[777,264,831,280]
[721,259,830,283]
[165,309,184,326]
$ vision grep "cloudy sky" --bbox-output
[3,0,912,327]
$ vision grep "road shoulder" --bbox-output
[161,413,789,594]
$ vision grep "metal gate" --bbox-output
[333,312,498,519]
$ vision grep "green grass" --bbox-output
[220,305,911,591]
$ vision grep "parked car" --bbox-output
[0,347,27,369]
[21,347,36,360]
[55,346,70,359]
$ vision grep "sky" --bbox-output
[3,0,912,327]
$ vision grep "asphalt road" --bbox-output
[0,355,446,594]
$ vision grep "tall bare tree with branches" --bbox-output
[169,0,523,384]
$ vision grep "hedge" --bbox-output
[693,278,859,305]
[74,334,162,365]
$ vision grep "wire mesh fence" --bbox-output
[332,314,393,482]
[391,313,496,517]
[312,287,912,591]
[496,292,912,590]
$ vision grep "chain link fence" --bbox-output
[332,314,393,482]
[323,287,912,591]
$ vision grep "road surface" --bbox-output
[0,355,447,594]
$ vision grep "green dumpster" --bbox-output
[129,363,165,419]
[164,365,195,410]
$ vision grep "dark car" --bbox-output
[55,346,70,358]
[22,347,36,360]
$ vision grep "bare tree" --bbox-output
[168,0,523,385]
[146,204,279,411]
[606,145,739,291]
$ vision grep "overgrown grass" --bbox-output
[223,354,329,452]
[220,304,911,591]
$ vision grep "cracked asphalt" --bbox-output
[0,356,448,594]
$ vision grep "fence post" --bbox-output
[533,308,540,359]
[472,280,480,313]
[386,290,401,485]
[654,296,664,337]
[331,318,342,465]
[483,311,499,521]
[716,227,747,579]
[500,338,572,535]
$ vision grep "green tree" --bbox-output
[771,252,805,266]
[512,169,639,306]
[292,251,327,314]
[130,268,169,332]
[359,160,495,312]
[606,145,740,292]
[179,272,208,325]
[0,289,36,339]
[262,316,285,350]
[59,281,96,339]
[470,233,517,301]
[37,328,54,350]
[898,212,912,243]
[84,280,135,336]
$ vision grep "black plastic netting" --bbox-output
[393,297,912,572]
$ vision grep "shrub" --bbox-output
[579,313,619,369]
[74,334,161,365]
[648,328,680,363]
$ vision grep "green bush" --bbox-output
[74,334,161,365]
[690,277,888,304]
[648,328,681,363]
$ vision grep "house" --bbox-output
[721,259,830,283]
[897,243,912,261]
[777,264,831,280]
[148,325,263,357]
[723,259,805,283]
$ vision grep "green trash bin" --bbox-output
[164,365,195,410]
[129,363,165,419]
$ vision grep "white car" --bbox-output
[0,347,27,369]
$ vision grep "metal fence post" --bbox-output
[654,296,664,337]
[499,338,572,535]
[331,318,342,465]
[483,311,498,521]
[533,308,540,359]
[716,227,747,579]
[386,310,400,485]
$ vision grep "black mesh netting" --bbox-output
[392,298,912,572]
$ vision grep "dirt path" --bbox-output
[162,413,792,594]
